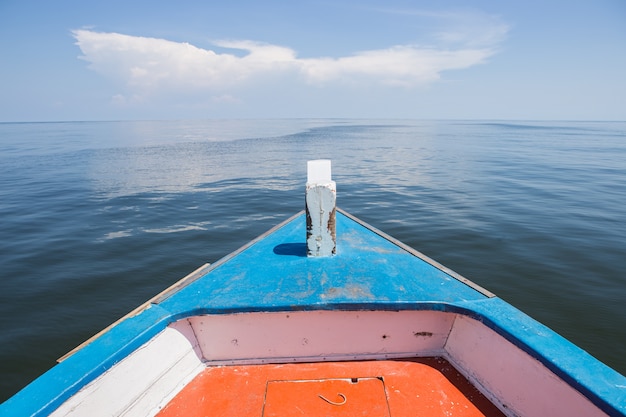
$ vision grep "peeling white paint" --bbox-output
[306,160,336,257]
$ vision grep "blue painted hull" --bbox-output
[1,209,625,416]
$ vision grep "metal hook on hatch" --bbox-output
[318,393,347,406]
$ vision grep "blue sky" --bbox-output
[1,0,625,121]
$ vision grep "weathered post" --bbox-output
[306,160,336,257]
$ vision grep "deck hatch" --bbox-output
[262,377,390,417]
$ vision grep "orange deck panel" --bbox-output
[157,358,505,417]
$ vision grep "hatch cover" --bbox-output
[262,377,390,416]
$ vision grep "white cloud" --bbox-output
[364,7,509,48]
[73,30,243,90]
[299,46,493,86]
[211,94,241,104]
[72,21,506,96]
[432,15,510,48]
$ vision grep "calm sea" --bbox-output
[1,119,625,401]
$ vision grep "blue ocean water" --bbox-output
[0,119,625,401]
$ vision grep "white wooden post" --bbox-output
[306,160,336,257]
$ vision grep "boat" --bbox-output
[1,160,624,417]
